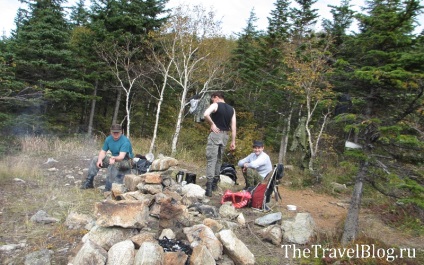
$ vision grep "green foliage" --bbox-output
[319,160,358,192]
[230,111,263,161]
[398,179,424,209]
[379,124,423,147]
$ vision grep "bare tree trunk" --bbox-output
[87,79,98,137]
[124,90,131,138]
[149,76,168,154]
[147,55,173,154]
[278,106,293,164]
[171,88,189,156]
[341,160,368,246]
[307,109,331,171]
[113,88,122,125]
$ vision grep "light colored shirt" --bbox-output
[238,151,272,178]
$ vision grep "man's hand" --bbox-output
[242,163,249,172]
[230,141,236,150]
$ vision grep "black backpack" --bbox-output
[135,158,152,174]
[275,163,284,180]
[220,163,237,183]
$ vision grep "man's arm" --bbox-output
[204,103,220,133]
[111,140,132,163]
[230,109,236,150]
[115,152,127,161]
[97,149,107,168]
[238,154,250,167]
[248,154,268,169]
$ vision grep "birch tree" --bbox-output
[157,4,230,156]
[284,36,335,171]
[145,36,174,153]
[97,36,145,138]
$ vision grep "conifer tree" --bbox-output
[289,0,319,41]
[69,0,90,27]
[84,0,169,135]
[260,0,293,161]
[231,9,264,117]
[334,0,424,244]
[11,0,91,133]
[322,0,355,46]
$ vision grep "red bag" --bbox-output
[221,190,252,208]
[250,183,267,209]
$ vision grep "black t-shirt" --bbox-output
[211,102,234,131]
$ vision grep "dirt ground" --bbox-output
[0,153,423,265]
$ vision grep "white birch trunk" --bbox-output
[87,79,98,137]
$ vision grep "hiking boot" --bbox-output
[212,175,220,191]
[81,176,94,189]
[205,180,213,197]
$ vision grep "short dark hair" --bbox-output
[211,91,224,100]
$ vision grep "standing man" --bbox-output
[203,92,236,197]
[81,124,134,191]
[237,140,272,188]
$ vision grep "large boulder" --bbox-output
[94,200,151,228]
[281,212,315,244]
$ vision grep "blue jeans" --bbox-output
[206,132,229,181]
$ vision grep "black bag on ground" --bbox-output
[275,163,284,180]
[135,157,152,174]
[220,163,237,184]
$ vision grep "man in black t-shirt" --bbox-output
[203,92,237,197]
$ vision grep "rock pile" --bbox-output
[68,156,256,265]
[1,156,318,265]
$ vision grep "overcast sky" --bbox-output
[1,0,423,38]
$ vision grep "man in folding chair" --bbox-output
[238,140,284,211]
[237,140,273,189]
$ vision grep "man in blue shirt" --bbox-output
[81,124,134,191]
[237,140,272,188]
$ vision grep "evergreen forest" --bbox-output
[1,0,423,241]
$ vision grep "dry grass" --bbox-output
[19,135,100,156]
[0,137,103,264]
[0,135,206,263]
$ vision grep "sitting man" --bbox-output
[237,140,272,188]
[81,124,134,191]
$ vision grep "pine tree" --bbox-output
[81,0,169,135]
[11,0,91,133]
[289,0,319,41]
[322,0,355,46]
[344,0,423,120]
[69,0,90,27]
[231,9,263,102]
[261,0,294,160]
[332,0,424,243]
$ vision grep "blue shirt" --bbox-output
[102,135,134,159]
[238,151,272,178]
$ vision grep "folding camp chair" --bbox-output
[250,163,284,211]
